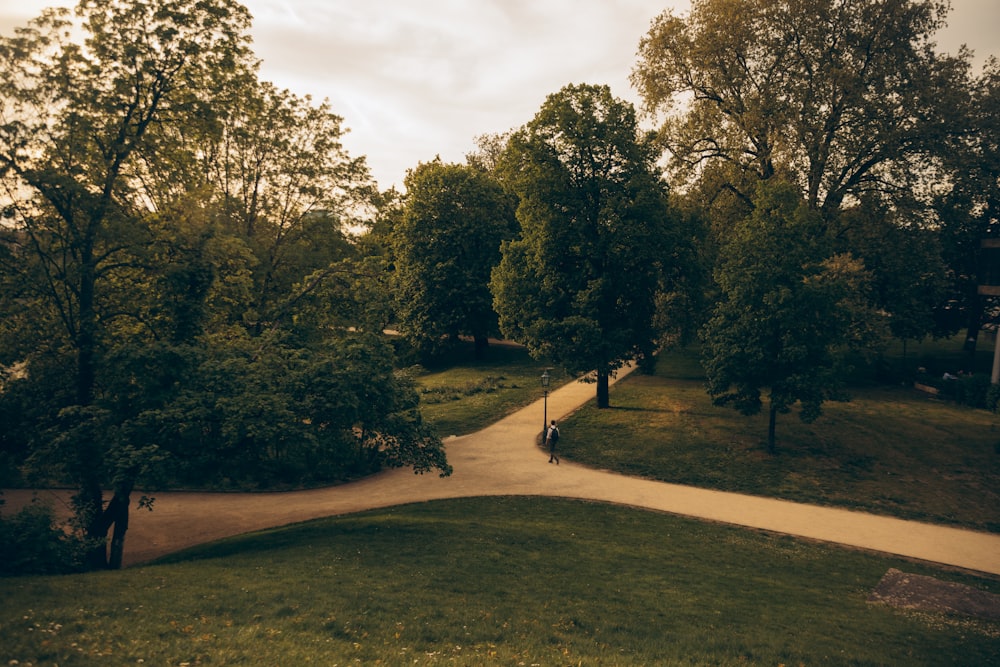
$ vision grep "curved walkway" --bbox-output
[6,369,1000,574]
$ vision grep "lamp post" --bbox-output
[541,369,551,442]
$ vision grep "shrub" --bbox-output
[987,383,1000,413]
[0,497,86,576]
[953,373,991,409]
[915,371,994,411]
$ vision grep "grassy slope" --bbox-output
[2,498,998,666]
[4,339,998,665]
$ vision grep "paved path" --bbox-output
[6,368,1000,574]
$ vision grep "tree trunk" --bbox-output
[963,291,984,356]
[77,481,134,570]
[78,481,109,570]
[106,487,132,570]
[473,333,489,361]
[76,244,98,406]
[596,369,610,408]
[767,402,778,455]
[637,341,657,375]
[76,240,108,567]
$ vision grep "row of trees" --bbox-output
[388,0,998,448]
[1,0,997,568]
[391,86,698,407]
[632,0,998,449]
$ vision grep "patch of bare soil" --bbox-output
[868,568,1000,621]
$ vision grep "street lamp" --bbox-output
[541,369,551,442]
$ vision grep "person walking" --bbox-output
[546,419,560,464]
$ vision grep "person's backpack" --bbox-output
[549,427,560,443]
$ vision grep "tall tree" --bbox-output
[0,2,451,572]
[631,0,970,218]
[491,84,684,407]
[832,200,948,348]
[201,81,373,328]
[393,160,517,359]
[0,0,254,568]
[934,59,1000,352]
[702,182,884,452]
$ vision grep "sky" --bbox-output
[2,1,998,190]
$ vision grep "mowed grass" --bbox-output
[413,342,570,438]
[5,337,998,664]
[3,497,998,666]
[560,345,1000,532]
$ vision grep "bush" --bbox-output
[988,383,1000,412]
[953,372,991,409]
[0,497,86,576]
[914,371,995,411]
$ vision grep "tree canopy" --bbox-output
[702,182,884,451]
[632,0,970,217]
[633,0,989,396]
[491,83,688,407]
[0,0,448,570]
[932,59,1000,350]
[392,160,517,360]
[0,0,258,569]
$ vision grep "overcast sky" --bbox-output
[2,1,998,190]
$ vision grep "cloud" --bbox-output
[250,0,997,188]
[2,0,997,189]
[239,0,670,186]
[935,0,1000,63]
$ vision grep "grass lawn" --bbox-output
[4,338,999,664]
[560,345,1000,532]
[2,497,998,666]
[412,341,571,438]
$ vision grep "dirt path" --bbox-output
[5,368,1000,574]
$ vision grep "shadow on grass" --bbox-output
[608,405,674,414]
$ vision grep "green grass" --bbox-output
[412,342,570,437]
[2,497,998,666]
[5,338,997,664]
[560,345,1000,532]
